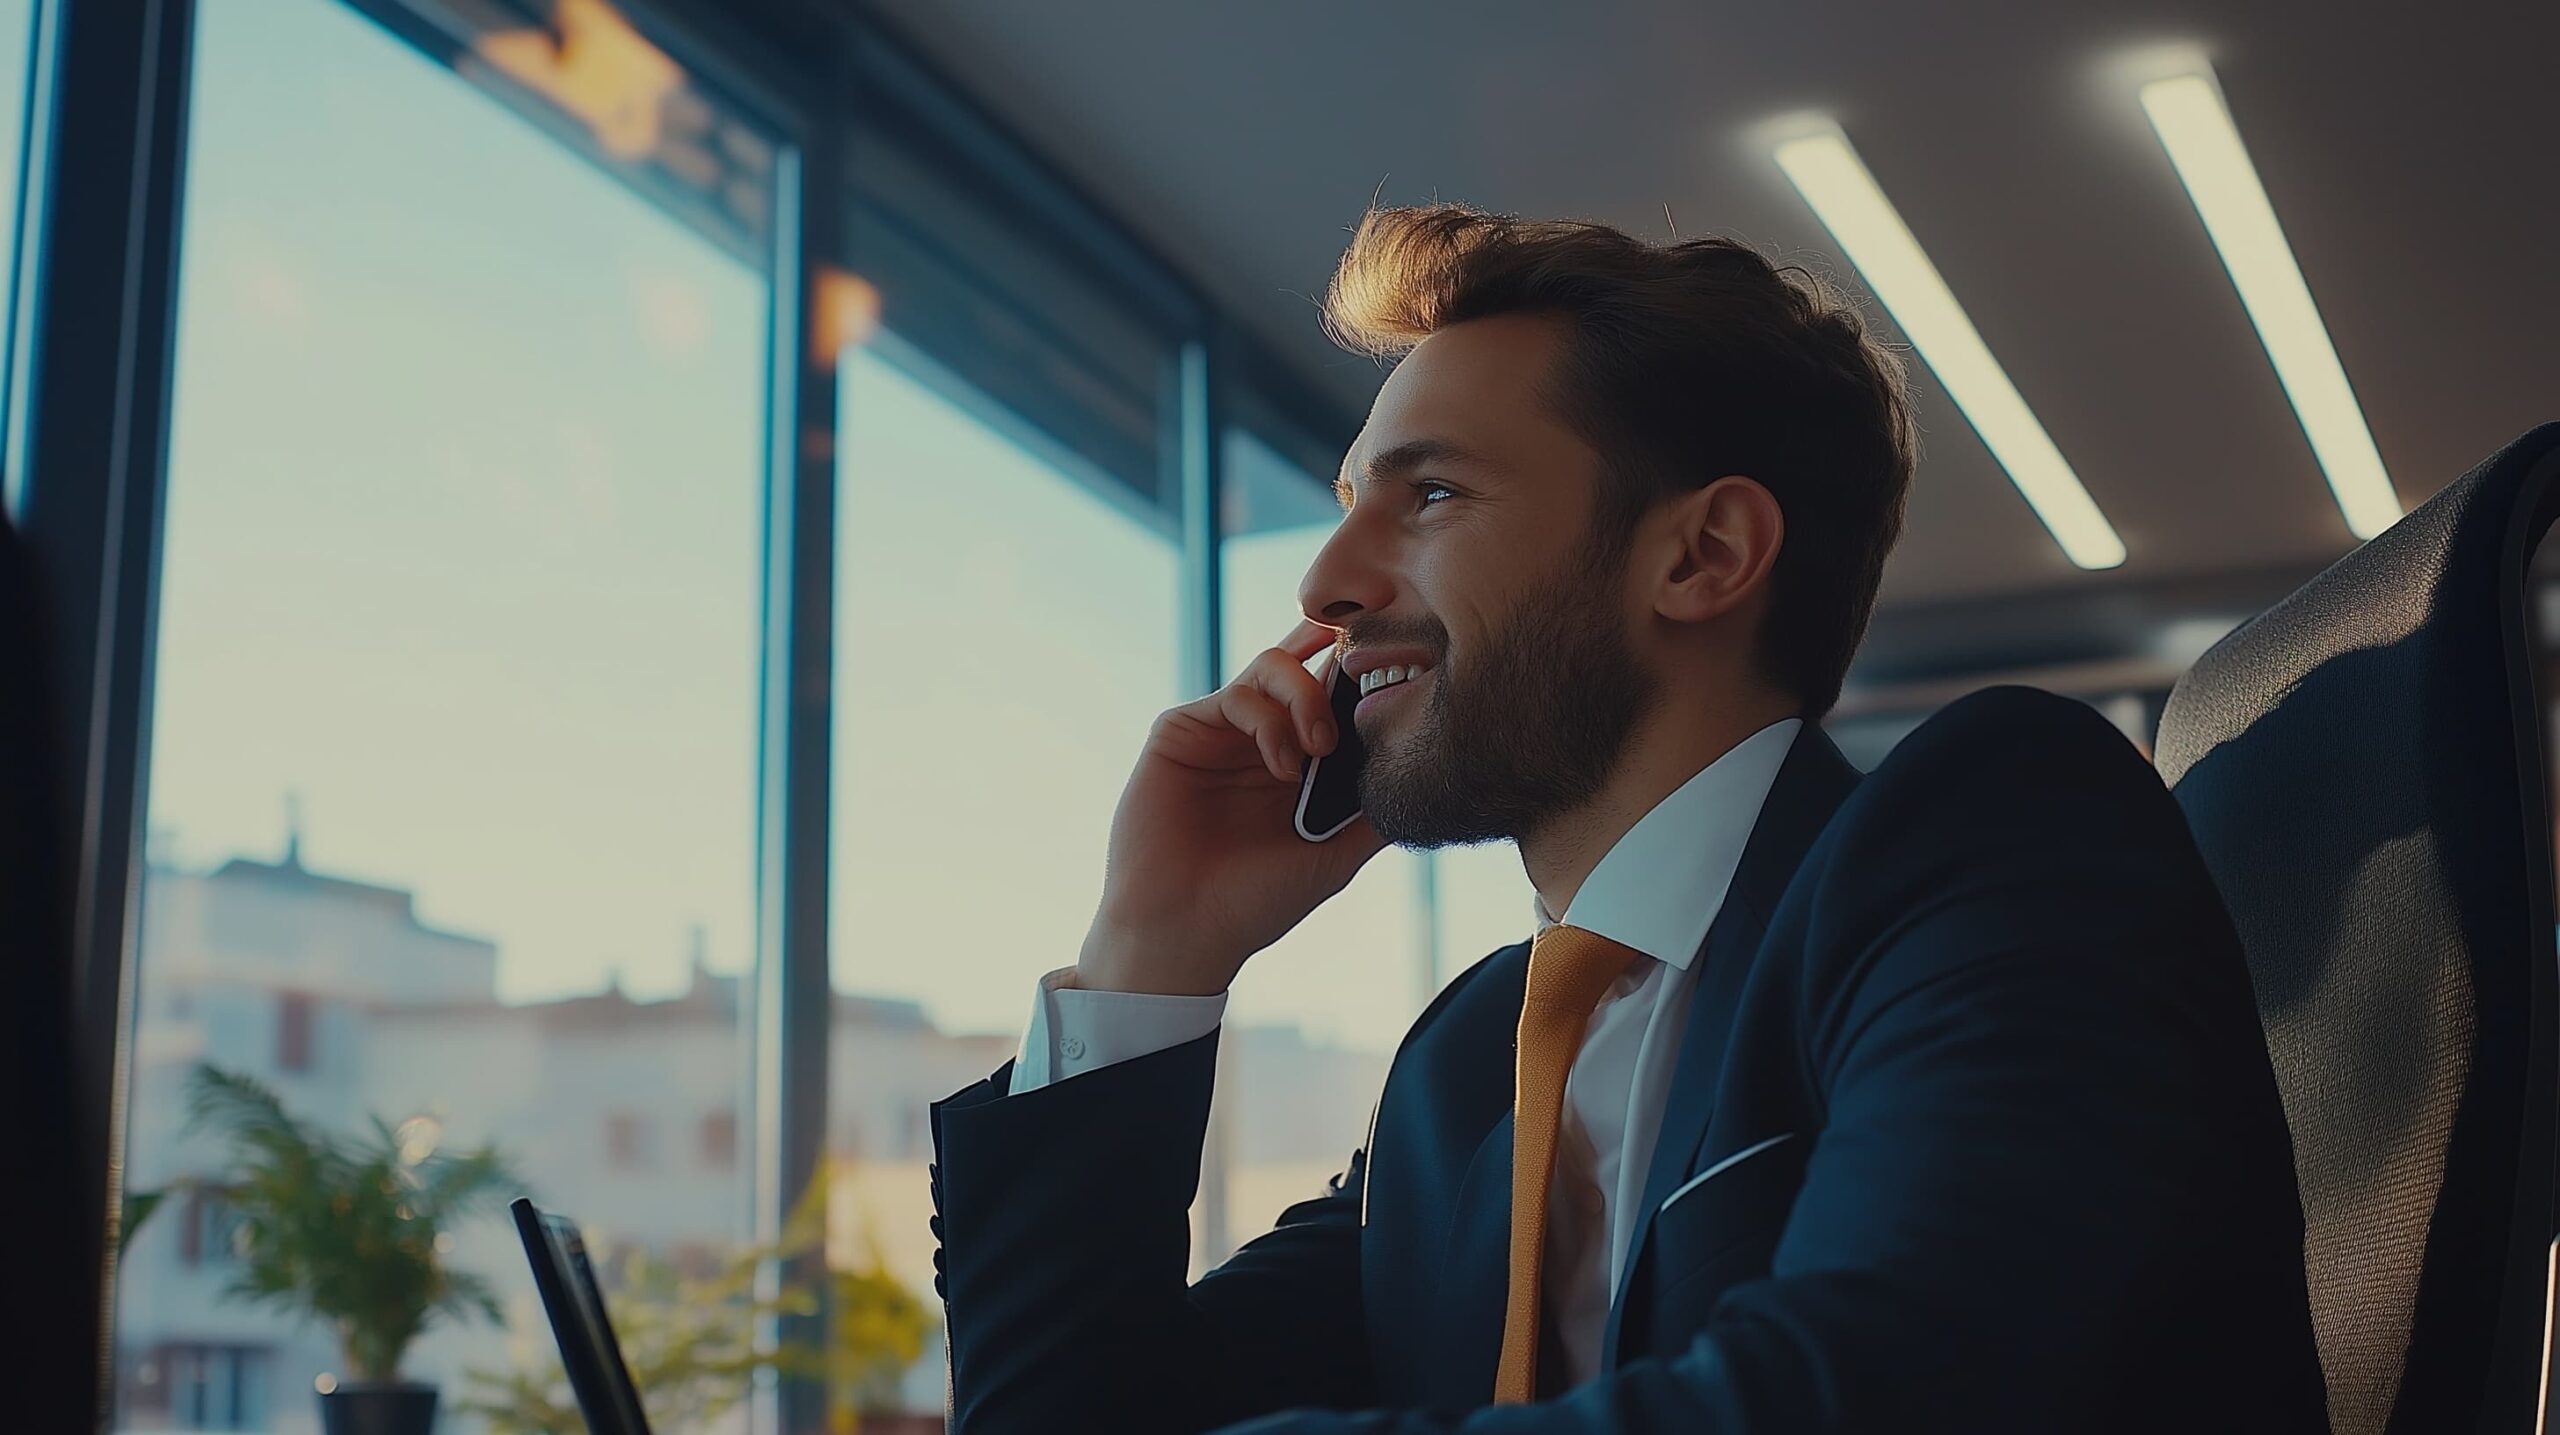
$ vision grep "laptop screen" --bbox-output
[511,1197,655,1435]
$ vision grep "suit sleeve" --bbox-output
[932,1025,1379,1434]
[1199,691,2311,1434]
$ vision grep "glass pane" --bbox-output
[1210,427,1494,1262]
[830,331,1181,1409]
[118,2,770,1431]
[1432,839,1542,970]
[0,0,43,517]
[845,104,1172,513]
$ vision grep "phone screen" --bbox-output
[1294,658,1368,841]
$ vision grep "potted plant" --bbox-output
[126,1064,521,1435]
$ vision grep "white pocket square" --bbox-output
[1658,1131,1797,1215]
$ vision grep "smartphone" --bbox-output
[1294,655,1368,841]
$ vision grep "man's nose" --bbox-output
[1297,520,1396,628]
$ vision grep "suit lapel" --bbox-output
[1430,1106,1517,1408]
[1416,942,1530,1410]
[1599,726,1860,1369]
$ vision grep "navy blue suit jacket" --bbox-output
[927,687,2329,1432]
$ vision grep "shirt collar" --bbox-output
[1530,717,1804,969]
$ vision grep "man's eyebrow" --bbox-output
[1333,438,1484,509]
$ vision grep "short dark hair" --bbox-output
[1320,203,1916,717]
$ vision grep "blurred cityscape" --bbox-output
[114,838,1390,1434]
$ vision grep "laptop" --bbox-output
[510,1197,655,1435]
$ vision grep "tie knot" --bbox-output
[1525,923,1643,1015]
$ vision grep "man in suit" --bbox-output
[928,203,2327,1433]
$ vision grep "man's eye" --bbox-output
[1417,481,1457,506]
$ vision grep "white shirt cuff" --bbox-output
[1008,964,1229,1096]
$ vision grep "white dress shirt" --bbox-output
[1007,717,1804,1391]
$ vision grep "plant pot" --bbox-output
[318,1382,438,1435]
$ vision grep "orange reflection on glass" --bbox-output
[812,266,882,363]
[475,0,683,161]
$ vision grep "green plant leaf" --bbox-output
[175,1062,521,1381]
[119,1185,173,1256]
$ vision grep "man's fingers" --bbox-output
[1155,622,1337,777]
[1215,684,1303,783]
[1243,644,1336,756]
[1276,618,1338,663]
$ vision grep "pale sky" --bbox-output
[141,0,1539,1055]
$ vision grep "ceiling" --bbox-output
[864,0,2559,680]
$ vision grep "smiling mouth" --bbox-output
[1355,662,1433,698]
[1355,665,1431,716]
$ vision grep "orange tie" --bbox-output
[1493,922,1643,1404]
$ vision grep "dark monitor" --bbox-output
[511,1197,655,1435]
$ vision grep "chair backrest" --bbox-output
[2156,423,2560,1435]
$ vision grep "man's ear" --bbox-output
[1653,475,1782,625]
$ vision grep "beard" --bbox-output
[1356,534,1662,850]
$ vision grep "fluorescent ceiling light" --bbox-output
[2140,71,2400,540]
[1775,128,2126,570]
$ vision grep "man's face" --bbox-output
[1298,313,1662,849]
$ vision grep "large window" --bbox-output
[1213,426,1542,1259]
[828,330,1181,1398]
[0,0,45,515]
[1214,428,1430,1261]
[119,2,770,1431]
[1431,840,1548,975]
[72,1,1395,1429]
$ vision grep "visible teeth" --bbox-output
[1360,664,1430,695]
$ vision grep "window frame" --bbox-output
[22,0,1362,1427]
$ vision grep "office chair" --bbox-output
[2156,422,2560,1435]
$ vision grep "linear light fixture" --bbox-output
[2140,71,2401,540]
[1774,127,2126,570]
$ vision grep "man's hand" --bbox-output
[1077,618,1392,996]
